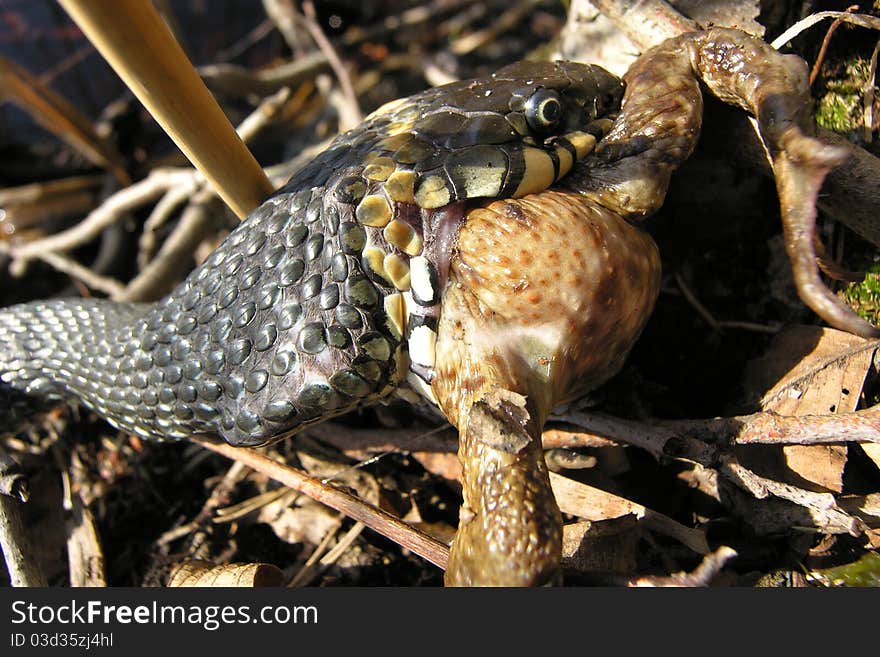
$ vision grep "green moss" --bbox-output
[812,551,880,587]
[815,93,861,133]
[814,57,873,137]
[842,263,880,326]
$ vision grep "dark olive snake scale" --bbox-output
[0,61,623,446]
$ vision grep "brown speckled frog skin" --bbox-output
[436,28,876,585]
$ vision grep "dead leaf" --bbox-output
[256,493,343,546]
[748,326,874,415]
[561,517,640,573]
[741,325,879,492]
[296,443,380,504]
[861,443,880,473]
[245,443,384,550]
[549,471,708,553]
[784,445,848,492]
[409,451,461,481]
[167,560,284,587]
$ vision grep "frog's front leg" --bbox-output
[693,29,875,338]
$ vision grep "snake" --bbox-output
[2,28,873,586]
[0,64,623,464]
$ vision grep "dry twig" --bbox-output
[719,456,862,535]
[65,495,106,587]
[448,0,543,56]
[808,6,860,85]
[0,495,47,586]
[300,0,362,129]
[629,546,737,587]
[771,10,880,49]
[288,521,365,587]
[5,168,195,272]
[192,437,449,571]
[199,52,330,98]
[0,446,46,586]
[119,187,223,302]
[866,38,880,144]
[154,461,250,558]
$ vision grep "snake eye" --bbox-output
[524,89,563,133]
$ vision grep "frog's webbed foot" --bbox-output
[769,127,872,335]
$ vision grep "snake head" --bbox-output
[340,61,624,210]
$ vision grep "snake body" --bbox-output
[0,61,623,447]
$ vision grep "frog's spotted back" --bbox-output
[0,61,623,446]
